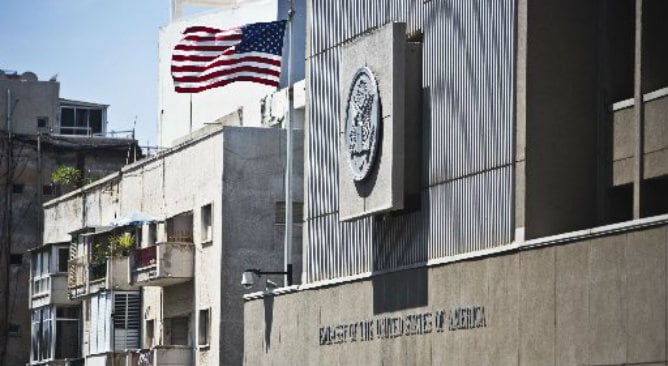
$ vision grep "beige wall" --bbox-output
[245,223,668,366]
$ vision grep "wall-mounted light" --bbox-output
[241,265,292,289]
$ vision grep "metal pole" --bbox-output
[189,94,193,134]
[633,0,644,218]
[284,0,295,287]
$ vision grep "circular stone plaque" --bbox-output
[344,67,381,182]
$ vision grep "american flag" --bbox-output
[171,20,287,93]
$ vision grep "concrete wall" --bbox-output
[220,126,304,366]
[613,92,668,185]
[244,222,668,366]
[0,73,59,135]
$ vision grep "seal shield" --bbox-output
[344,67,381,182]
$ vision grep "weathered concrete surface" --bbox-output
[613,94,668,185]
[244,224,668,366]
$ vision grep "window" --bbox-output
[12,184,24,194]
[57,248,69,273]
[198,308,210,347]
[113,292,141,351]
[31,250,50,296]
[147,223,157,246]
[167,316,189,346]
[201,204,212,242]
[59,106,104,135]
[145,319,155,348]
[55,306,80,359]
[10,254,22,265]
[275,201,304,224]
[31,307,53,362]
[8,323,20,337]
[43,185,54,196]
[166,212,193,243]
[37,117,48,129]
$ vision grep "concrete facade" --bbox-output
[38,122,303,366]
[245,221,668,366]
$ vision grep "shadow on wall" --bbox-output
[371,86,430,314]
[372,267,428,314]
[263,294,274,352]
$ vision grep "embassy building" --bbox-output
[243,0,668,365]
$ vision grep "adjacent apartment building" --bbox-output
[31,115,303,366]
[243,0,668,365]
[0,70,140,366]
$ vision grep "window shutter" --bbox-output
[114,292,140,351]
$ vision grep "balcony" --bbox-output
[124,346,192,366]
[129,242,194,287]
[31,273,72,308]
[68,256,135,298]
[612,86,668,186]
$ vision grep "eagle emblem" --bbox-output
[344,67,380,181]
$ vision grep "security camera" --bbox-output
[241,271,255,289]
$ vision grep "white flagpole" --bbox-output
[284,0,295,287]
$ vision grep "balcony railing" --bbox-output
[68,255,135,297]
[133,246,157,268]
[129,243,194,287]
[166,230,193,243]
[68,257,87,289]
[125,346,192,366]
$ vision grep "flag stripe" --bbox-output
[182,34,242,42]
[173,65,281,83]
[175,75,279,93]
[171,55,282,72]
[183,26,233,34]
[174,44,240,52]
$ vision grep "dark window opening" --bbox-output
[8,323,20,337]
[167,316,189,346]
[275,201,303,224]
[201,204,212,242]
[198,309,210,346]
[55,306,80,359]
[59,106,104,136]
[145,319,155,347]
[148,223,157,246]
[89,109,102,134]
[10,254,22,265]
[43,185,54,196]
[12,184,24,194]
[58,248,68,273]
[37,117,48,129]
[642,175,668,217]
[609,184,633,223]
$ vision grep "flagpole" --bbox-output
[284,0,295,287]
[189,93,193,134]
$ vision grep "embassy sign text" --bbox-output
[319,305,487,346]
